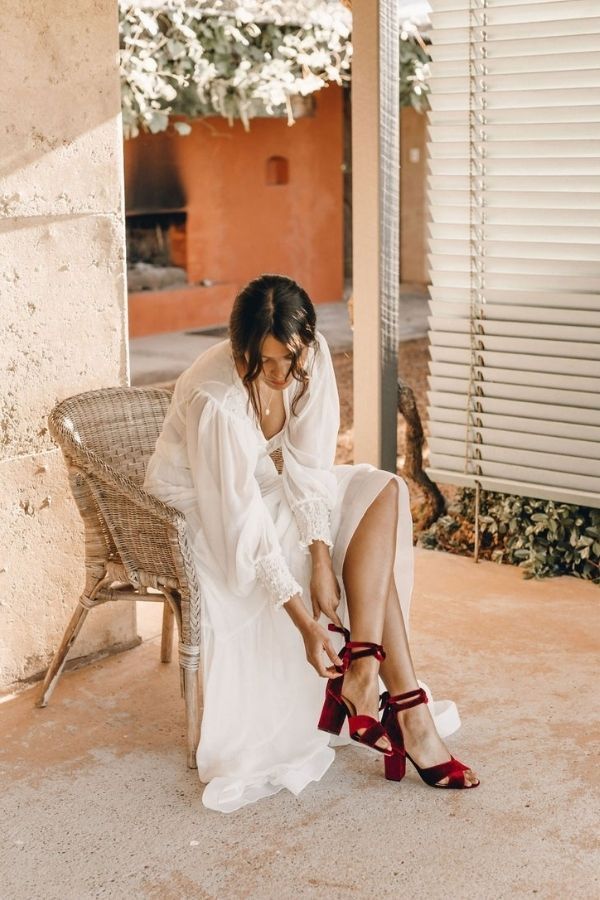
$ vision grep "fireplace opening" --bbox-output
[126,211,187,292]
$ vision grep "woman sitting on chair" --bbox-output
[143,273,479,813]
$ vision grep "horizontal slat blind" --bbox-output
[425,0,600,509]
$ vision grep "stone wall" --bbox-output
[0,1,138,690]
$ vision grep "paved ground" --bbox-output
[129,289,430,386]
[1,549,597,899]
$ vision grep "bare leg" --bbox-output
[340,481,398,752]
[343,477,479,786]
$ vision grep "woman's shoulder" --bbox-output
[312,329,331,357]
[310,329,332,372]
[175,338,250,418]
[176,339,234,397]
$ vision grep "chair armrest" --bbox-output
[68,443,184,526]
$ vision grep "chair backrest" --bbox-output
[48,385,186,589]
[49,386,173,484]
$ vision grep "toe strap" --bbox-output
[348,716,390,750]
[420,755,470,787]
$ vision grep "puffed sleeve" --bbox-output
[281,330,340,553]
[185,390,303,610]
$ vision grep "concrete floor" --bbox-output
[1,548,598,899]
[129,291,430,386]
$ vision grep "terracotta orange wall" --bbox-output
[124,84,344,335]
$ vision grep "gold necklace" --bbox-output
[263,385,274,416]
[238,356,275,416]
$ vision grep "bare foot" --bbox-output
[397,699,479,787]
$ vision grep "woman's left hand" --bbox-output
[309,559,342,626]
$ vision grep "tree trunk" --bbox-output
[397,377,446,528]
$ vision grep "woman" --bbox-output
[143,274,479,812]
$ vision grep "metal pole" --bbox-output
[379,0,401,472]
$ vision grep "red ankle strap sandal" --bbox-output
[318,625,392,757]
[379,688,479,788]
[327,622,351,659]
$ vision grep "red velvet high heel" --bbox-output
[318,624,393,757]
[380,687,480,788]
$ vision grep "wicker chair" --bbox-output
[36,386,202,768]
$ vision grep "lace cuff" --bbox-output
[256,552,303,610]
[292,498,333,553]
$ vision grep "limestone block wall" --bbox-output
[0,1,138,690]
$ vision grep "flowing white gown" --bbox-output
[143,329,460,813]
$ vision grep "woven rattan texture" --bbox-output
[268,446,284,474]
[48,387,202,641]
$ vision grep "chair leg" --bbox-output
[35,601,90,708]
[182,665,200,769]
[160,601,175,663]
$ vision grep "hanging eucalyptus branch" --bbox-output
[119,1,431,137]
[400,18,431,113]
[119,0,353,137]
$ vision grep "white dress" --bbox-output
[143,330,460,813]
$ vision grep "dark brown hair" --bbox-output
[228,273,320,423]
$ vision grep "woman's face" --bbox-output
[257,334,308,390]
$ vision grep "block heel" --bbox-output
[318,689,347,735]
[383,747,406,782]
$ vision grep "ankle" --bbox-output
[343,657,379,690]
[396,702,432,735]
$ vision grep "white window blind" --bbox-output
[425,0,600,509]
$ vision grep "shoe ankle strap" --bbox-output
[327,623,351,644]
[327,624,385,671]
[379,687,428,712]
[340,641,386,669]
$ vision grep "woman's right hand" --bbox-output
[283,593,343,678]
[299,618,343,678]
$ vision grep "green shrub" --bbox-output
[417,488,600,583]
